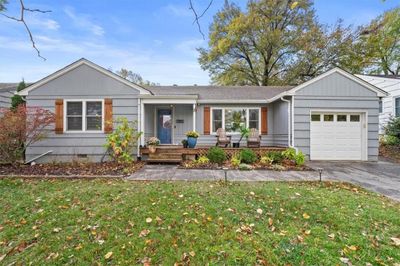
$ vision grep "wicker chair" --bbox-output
[215,128,232,147]
[247,128,261,148]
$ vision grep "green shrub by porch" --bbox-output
[240,148,257,164]
[207,147,226,164]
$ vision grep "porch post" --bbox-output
[140,100,145,146]
[193,103,196,131]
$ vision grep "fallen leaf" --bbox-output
[52,228,62,233]
[104,251,113,260]
[391,237,400,246]
[328,233,335,239]
[256,208,263,214]
[250,191,255,196]
[146,218,152,223]
[139,229,150,237]
[189,251,195,257]
[302,213,310,219]
[268,218,273,226]
[348,245,358,251]
[304,230,311,235]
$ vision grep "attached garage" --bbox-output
[310,112,367,160]
[268,67,388,161]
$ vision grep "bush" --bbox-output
[265,151,284,164]
[260,156,273,165]
[240,148,257,164]
[207,147,226,165]
[0,106,55,163]
[282,148,296,160]
[294,151,305,166]
[384,116,400,139]
[105,117,142,163]
[231,153,241,167]
[381,135,400,146]
[196,155,210,165]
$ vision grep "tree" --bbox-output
[198,0,361,86]
[359,7,400,76]
[0,0,50,60]
[11,80,26,109]
[0,105,55,163]
[116,68,159,86]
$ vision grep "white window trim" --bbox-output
[64,99,105,133]
[394,96,400,117]
[210,107,261,135]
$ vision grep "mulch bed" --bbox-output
[379,144,400,164]
[0,161,145,177]
[180,160,313,171]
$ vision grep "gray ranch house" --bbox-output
[18,58,387,162]
[0,83,17,109]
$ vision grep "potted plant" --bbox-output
[185,131,199,148]
[233,126,249,148]
[181,139,188,148]
[146,137,160,153]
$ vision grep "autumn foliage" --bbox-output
[0,105,55,163]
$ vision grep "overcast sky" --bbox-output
[0,0,398,85]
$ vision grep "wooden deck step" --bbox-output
[147,152,183,164]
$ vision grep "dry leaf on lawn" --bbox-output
[104,251,113,260]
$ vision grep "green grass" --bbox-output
[0,179,399,265]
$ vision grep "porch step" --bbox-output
[147,152,183,164]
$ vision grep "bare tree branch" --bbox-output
[0,0,51,60]
[189,0,213,39]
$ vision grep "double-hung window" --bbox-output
[211,107,260,133]
[395,97,400,117]
[65,100,103,132]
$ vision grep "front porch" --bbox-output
[140,145,287,163]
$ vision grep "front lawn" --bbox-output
[0,179,399,265]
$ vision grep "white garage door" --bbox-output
[310,112,365,160]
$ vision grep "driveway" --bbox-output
[128,161,400,201]
[308,161,400,201]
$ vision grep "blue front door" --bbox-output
[157,108,172,144]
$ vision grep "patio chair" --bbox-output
[215,128,232,147]
[247,128,261,148]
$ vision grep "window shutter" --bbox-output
[204,106,210,135]
[104,98,113,133]
[261,107,268,135]
[55,99,64,134]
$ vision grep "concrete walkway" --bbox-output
[128,161,400,201]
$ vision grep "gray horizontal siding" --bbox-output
[296,72,376,97]
[26,97,139,163]
[0,91,13,109]
[293,72,380,161]
[25,64,141,163]
[294,98,379,161]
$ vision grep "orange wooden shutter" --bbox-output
[104,98,113,133]
[204,106,210,135]
[55,99,63,134]
[261,107,268,135]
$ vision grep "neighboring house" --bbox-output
[18,58,387,162]
[357,75,400,134]
[0,83,17,109]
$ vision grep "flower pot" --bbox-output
[187,137,197,148]
[148,145,157,153]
